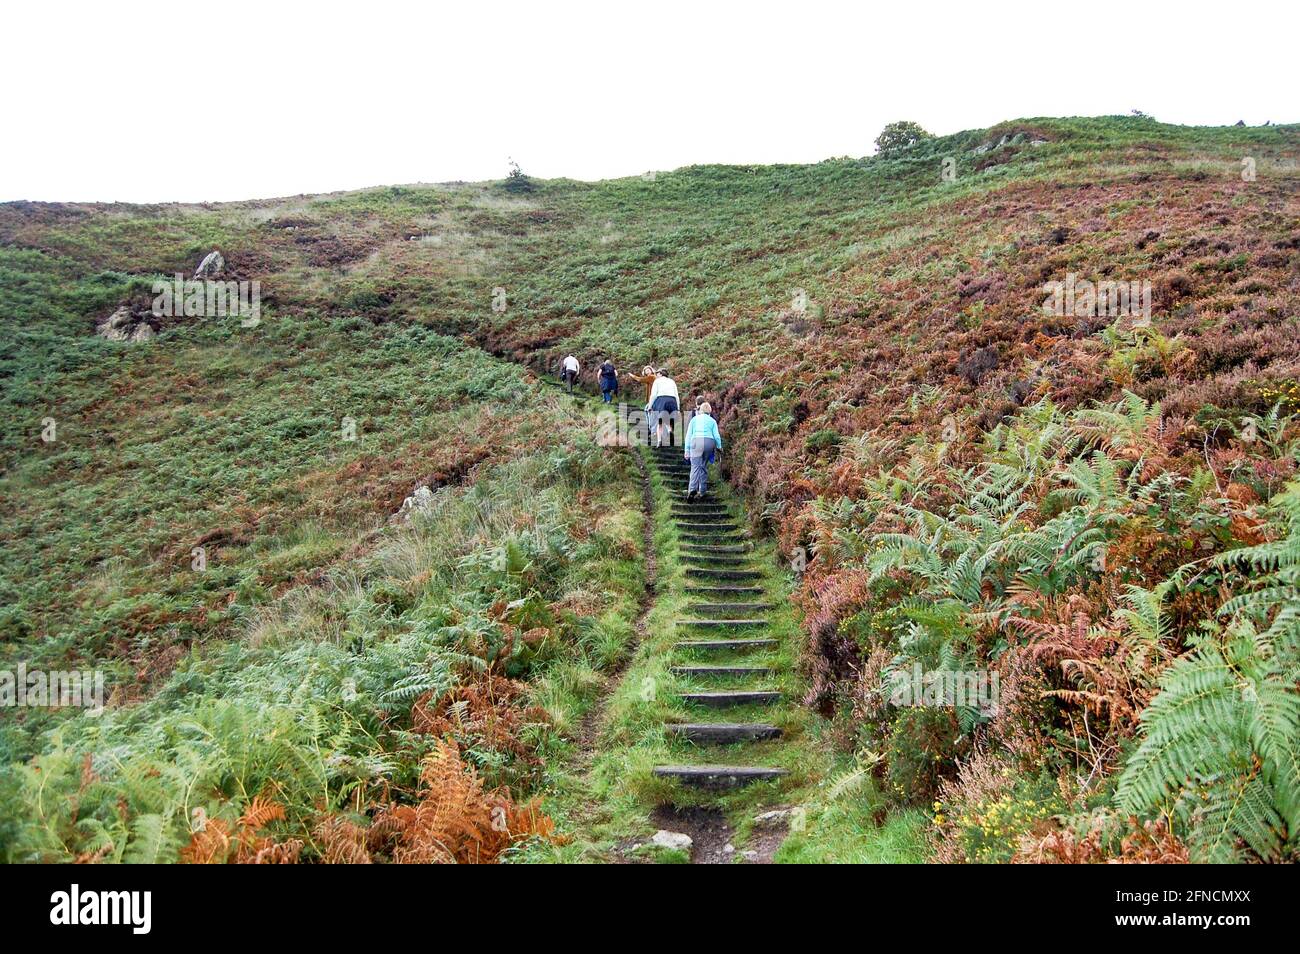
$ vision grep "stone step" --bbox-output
[672,505,728,513]
[686,602,773,614]
[672,665,774,677]
[682,556,750,568]
[684,585,764,595]
[686,568,762,580]
[652,765,789,788]
[681,691,781,708]
[676,618,769,628]
[677,521,742,532]
[675,638,778,652]
[681,544,749,554]
[667,723,783,743]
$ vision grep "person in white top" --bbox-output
[646,370,680,447]
[560,355,580,394]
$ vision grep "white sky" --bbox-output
[3,0,1296,203]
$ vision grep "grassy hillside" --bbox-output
[0,250,647,860]
[2,114,1298,862]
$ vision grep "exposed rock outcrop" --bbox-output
[96,304,158,343]
[194,250,225,279]
[393,485,435,521]
[650,830,692,852]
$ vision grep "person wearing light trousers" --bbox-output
[684,402,722,500]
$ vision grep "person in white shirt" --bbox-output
[560,354,580,394]
[646,370,680,447]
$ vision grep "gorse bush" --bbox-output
[503,159,535,194]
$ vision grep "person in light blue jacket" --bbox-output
[683,402,722,499]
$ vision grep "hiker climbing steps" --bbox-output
[646,445,792,791]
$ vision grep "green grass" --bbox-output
[0,248,655,858]
[774,805,930,864]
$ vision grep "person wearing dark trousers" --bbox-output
[560,354,580,394]
[647,369,680,448]
[598,358,618,403]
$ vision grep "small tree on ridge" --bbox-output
[875,121,933,157]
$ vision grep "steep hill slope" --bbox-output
[0,257,649,860]
[2,115,1298,862]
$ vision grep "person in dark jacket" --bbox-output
[598,359,619,403]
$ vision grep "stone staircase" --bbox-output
[647,446,790,789]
